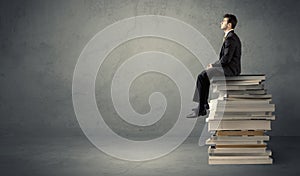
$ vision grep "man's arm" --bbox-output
[211,38,236,67]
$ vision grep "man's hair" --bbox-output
[223,14,238,29]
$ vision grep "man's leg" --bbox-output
[188,67,224,117]
[197,70,209,111]
[204,67,224,104]
[202,72,210,107]
[188,70,208,118]
[194,70,210,116]
[196,67,224,116]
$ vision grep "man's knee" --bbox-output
[206,67,223,79]
[198,70,207,79]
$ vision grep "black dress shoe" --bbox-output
[204,104,210,110]
[193,104,210,111]
[197,109,207,116]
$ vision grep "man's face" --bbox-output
[220,17,229,30]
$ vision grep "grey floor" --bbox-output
[1,135,300,176]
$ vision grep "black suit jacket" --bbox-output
[212,30,241,76]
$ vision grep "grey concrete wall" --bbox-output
[1,0,300,138]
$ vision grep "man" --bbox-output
[187,14,241,118]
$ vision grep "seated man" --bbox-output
[187,14,242,118]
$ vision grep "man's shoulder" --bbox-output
[227,31,241,43]
[227,31,239,39]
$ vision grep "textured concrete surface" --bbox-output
[1,0,300,175]
[1,136,300,176]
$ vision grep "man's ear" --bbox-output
[228,23,232,29]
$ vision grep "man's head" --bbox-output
[220,14,238,31]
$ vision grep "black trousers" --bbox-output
[193,67,225,110]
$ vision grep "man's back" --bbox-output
[219,30,241,76]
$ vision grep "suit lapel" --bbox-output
[222,30,234,48]
[220,30,234,58]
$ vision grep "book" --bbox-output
[208,146,267,154]
[209,135,270,141]
[220,89,267,95]
[211,74,266,82]
[215,130,265,136]
[213,84,264,91]
[207,120,271,131]
[208,157,273,165]
[205,74,275,165]
[206,139,265,145]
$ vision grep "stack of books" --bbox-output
[205,74,275,165]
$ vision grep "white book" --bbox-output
[213,112,273,118]
[225,94,272,99]
[215,99,272,105]
[206,138,265,145]
[210,135,270,141]
[208,120,271,131]
[216,104,275,108]
[220,89,267,95]
[209,157,273,165]
[220,104,274,107]
[214,84,264,91]
[214,80,262,86]
[208,146,267,154]
[206,141,266,145]
[209,115,276,121]
[211,75,266,82]
[214,107,275,113]
[209,150,272,156]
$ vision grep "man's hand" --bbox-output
[206,64,213,69]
